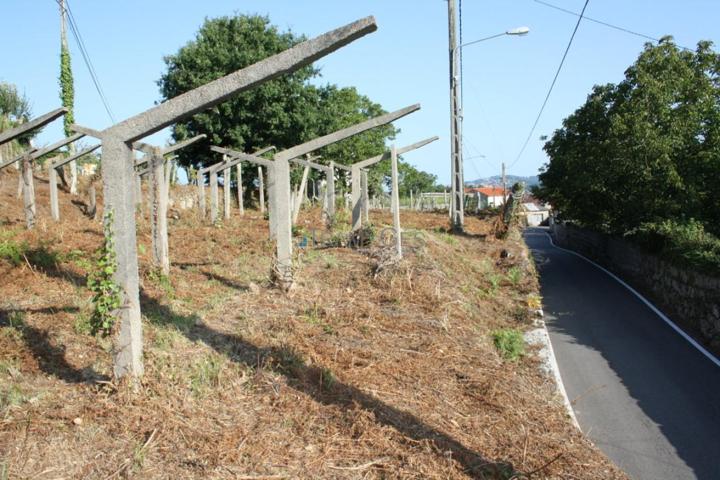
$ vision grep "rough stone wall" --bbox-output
[551,223,720,350]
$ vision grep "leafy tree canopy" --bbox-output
[537,38,720,236]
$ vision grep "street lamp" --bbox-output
[447,4,529,231]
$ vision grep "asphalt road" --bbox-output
[524,228,720,480]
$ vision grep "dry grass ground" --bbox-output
[0,168,625,479]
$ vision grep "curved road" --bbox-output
[524,228,720,480]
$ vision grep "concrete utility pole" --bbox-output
[448,0,464,232]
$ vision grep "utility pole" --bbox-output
[448,0,464,231]
[59,0,78,194]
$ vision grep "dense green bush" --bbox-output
[625,219,720,273]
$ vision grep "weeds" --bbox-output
[506,266,523,286]
[492,329,525,361]
[190,353,223,396]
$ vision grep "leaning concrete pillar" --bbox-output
[21,155,36,229]
[292,165,310,225]
[210,170,219,223]
[390,145,402,258]
[237,163,244,215]
[49,161,60,222]
[258,165,265,213]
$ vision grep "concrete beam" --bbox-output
[69,123,103,140]
[208,145,275,172]
[104,17,377,143]
[1,133,86,170]
[51,144,101,169]
[0,108,67,146]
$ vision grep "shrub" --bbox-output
[492,329,525,361]
[626,219,720,273]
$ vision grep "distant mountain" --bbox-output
[465,175,539,187]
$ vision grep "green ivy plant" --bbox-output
[87,210,122,337]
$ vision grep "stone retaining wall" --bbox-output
[551,223,720,350]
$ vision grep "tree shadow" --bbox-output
[0,308,106,384]
[140,293,517,478]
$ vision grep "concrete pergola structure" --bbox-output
[340,136,439,231]
[48,144,101,221]
[0,108,69,229]
[220,104,421,290]
[67,17,378,379]
[202,145,275,222]
[289,156,336,225]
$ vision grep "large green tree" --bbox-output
[538,38,720,235]
[158,14,405,194]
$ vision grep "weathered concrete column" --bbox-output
[236,163,244,215]
[103,137,144,378]
[88,184,98,219]
[326,161,336,223]
[197,169,207,219]
[223,163,231,220]
[258,166,266,213]
[410,190,414,210]
[135,173,142,212]
[361,169,369,224]
[210,170,219,224]
[49,156,60,221]
[390,145,402,258]
[21,155,36,229]
[148,149,169,275]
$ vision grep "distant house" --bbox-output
[521,202,551,226]
[466,186,507,208]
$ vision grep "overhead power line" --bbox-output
[533,0,693,51]
[509,0,590,169]
[55,0,116,123]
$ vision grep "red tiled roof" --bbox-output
[467,186,506,197]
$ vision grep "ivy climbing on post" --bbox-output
[87,210,122,337]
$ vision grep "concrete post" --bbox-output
[21,155,36,229]
[292,165,310,225]
[210,170,219,224]
[326,161,336,224]
[258,166,265,213]
[88,184,97,219]
[410,190,414,210]
[135,173,142,214]
[223,163,231,220]
[237,163,244,215]
[49,159,60,221]
[351,164,362,230]
[197,171,206,219]
[149,150,169,274]
[390,145,402,258]
[361,169,369,224]
[102,137,144,378]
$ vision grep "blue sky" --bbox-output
[2,0,718,184]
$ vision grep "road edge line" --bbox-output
[525,320,581,430]
[545,231,720,369]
